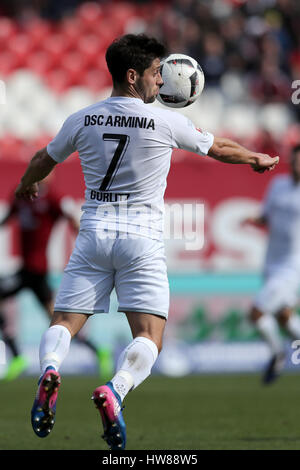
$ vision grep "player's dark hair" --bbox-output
[106,34,166,85]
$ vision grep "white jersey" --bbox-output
[262,174,300,274]
[47,96,213,239]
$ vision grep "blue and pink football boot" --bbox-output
[31,366,61,438]
[92,382,126,450]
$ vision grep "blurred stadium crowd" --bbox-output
[0,0,299,161]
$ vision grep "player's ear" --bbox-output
[127,68,137,84]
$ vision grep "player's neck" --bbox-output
[111,85,142,101]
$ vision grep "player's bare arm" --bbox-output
[15,147,57,200]
[208,137,279,173]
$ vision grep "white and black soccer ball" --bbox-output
[157,53,205,108]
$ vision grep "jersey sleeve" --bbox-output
[47,114,77,163]
[168,112,214,156]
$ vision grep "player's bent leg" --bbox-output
[32,311,90,438]
[277,306,300,340]
[0,307,28,381]
[39,311,90,371]
[0,272,29,380]
[276,307,293,327]
[250,305,284,355]
[50,311,90,337]
[92,312,166,450]
[249,306,264,323]
[249,306,285,384]
[125,311,166,353]
[262,350,286,385]
[32,272,54,320]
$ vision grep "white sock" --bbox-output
[39,325,71,373]
[285,314,300,340]
[256,315,284,355]
[111,336,158,402]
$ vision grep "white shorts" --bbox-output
[254,266,300,315]
[54,230,169,318]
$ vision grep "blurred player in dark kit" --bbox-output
[0,174,113,380]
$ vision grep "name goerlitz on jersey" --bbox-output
[90,190,130,202]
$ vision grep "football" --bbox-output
[157,53,205,108]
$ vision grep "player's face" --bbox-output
[135,58,163,104]
[291,151,300,182]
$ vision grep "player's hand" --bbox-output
[15,182,39,200]
[251,154,279,173]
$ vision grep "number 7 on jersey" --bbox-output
[100,133,130,191]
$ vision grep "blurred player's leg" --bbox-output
[31,311,89,438]
[0,308,19,357]
[277,307,300,340]
[250,307,285,384]
[31,272,53,320]
[75,330,114,381]
[0,269,29,380]
[92,312,165,450]
[42,289,113,378]
[251,307,284,355]
[0,308,28,381]
[95,345,114,382]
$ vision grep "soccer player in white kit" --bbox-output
[246,145,300,384]
[15,34,279,449]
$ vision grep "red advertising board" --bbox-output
[0,150,289,273]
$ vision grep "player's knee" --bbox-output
[277,308,292,327]
[249,306,263,323]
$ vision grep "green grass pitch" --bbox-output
[1,373,300,450]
